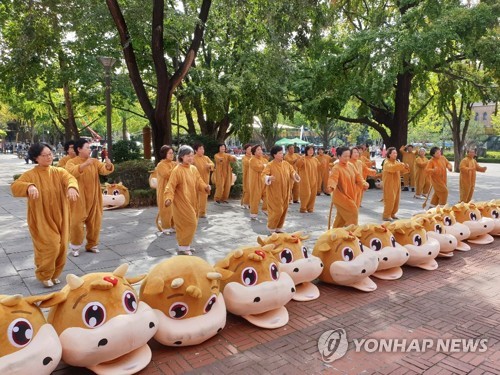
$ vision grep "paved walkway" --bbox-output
[0,153,499,374]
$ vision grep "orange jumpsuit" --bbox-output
[66,157,114,250]
[262,160,297,231]
[57,155,74,168]
[155,159,176,230]
[11,166,78,282]
[240,154,252,207]
[360,154,374,178]
[382,159,410,219]
[296,156,320,213]
[164,164,208,247]
[249,156,268,216]
[193,154,214,216]
[350,159,376,207]
[284,152,300,202]
[316,154,332,193]
[213,152,237,201]
[459,156,486,203]
[399,146,416,188]
[415,155,431,197]
[328,162,365,227]
[425,156,452,206]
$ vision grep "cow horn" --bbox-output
[171,278,184,289]
[233,249,244,258]
[113,263,129,278]
[67,274,84,290]
[0,294,22,307]
[207,272,222,280]
[262,244,274,252]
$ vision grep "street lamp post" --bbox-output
[99,56,116,161]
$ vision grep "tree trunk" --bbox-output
[62,82,79,139]
[390,70,412,149]
[122,115,127,140]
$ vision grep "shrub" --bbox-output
[129,189,157,207]
[175,134,220,158]
[106,159,154,190]
[112,140,141,163]
[229,159,243,199]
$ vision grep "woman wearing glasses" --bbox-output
[11,142,79,287]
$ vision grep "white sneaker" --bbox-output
[72,250,79,257]
[52,278,61,285]
[42,280,54,288]
[87,246,100,253]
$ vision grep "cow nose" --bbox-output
[320,263,324,268]
[460,232,463,235]
[383,257,388,261]
[484,225,487,228]
[449,241,453,244]
[149,322,155,329]
[98,338,108,347]
[291,287,296,293]
[253,297,261,303]
[217,328,223,333]
[428,251,432,255]
[361,269,366,273]
[174,341,182,345]
[43,357,53,366]
[293,268,299,272]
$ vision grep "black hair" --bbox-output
[193,143,203,152]
[74,138,90,156]
[270,145,282,157]
[386,147,397,158]
[218,143,226,151]
[63,140,75,154]
[160,145,173,160]
[336,146,349,157]
[243,143,253,151]
[287,144,294,150]
[305,145,315,155]
[28,143,52,164]
[349,146,360,157]
[430,146,440,157]
[251,144,262,155]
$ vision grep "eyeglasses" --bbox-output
[39,153,53,158]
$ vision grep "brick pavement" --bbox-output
[0,153,499,374]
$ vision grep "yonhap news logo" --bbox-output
[318,328,488,363]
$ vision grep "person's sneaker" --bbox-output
[177,249,193,256]
[215,200,221,204]
[52,278,61,285]
[87,246,100,253]
[411,187,415,192]
[391,216,400,220]
[402,187,409,191]
[42,280,54,288]
[72,249,80,257]
[382,217,393,222]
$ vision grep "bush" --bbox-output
[176,134,220,158]
[129,189,157,207]
[112,140,141,163]
[106,159,155,190]
[13,174,21,181]
[229,159,243,199]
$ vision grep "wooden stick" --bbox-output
[422,185,434,209]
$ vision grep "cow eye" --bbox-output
[241,267,258,286]
[469,212,477,221]
[8,318,33,348]
[204,295,217,313]
[390,236,396,247]
[342,247,354,261]
[270,263,279,280]
[444,216,452,226]
[122,291,138,313]
[82,302,106,328]
[370,238,382,251]
[113,189,120,196]
[280,248,293,263]
[435,224,442,234]
[103,190,108,195]
[492,210,499,219]
[301,246,309,258]
[359,241,364,252]
[413,234,422,246]
[169,302,188,319]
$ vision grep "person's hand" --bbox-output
[104,157,112,170]
[205,185,211,193]
[165,199,172,207]
[67,187,79,201]
[363,182,369,191]
[269,175,276,182]
[447,166,452,172]
[27,185,39,199]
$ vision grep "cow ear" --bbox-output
[214,267,233,280]
[25,293,59,306]
[143,276,165,295]
[38,292,68,308]
[316,243,331,252]
[257,236,266,246]
[126,274,147,284]
[0,294,22,307]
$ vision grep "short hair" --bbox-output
[419,148,426,153]
[386,147,397,158]
[63,140,75,154]
[193,143,203,152]
[178,145,194,162]
[218,143,226,151]
[28,143,52,164]
[160,145,173,159]
[251,144,262,155]
[304,145,315,154]
[243,143,253,151]
[430,146,440,157]
[270,145,282,157]
[350,146,360,157]
[318,147,325,152]
[74,138,90,156]
[407,144,414,148]
[336,146,349,157]
[287,144,294,150]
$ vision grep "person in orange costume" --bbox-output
[192,143,215,218]
[425,146,452,207]
[12,143,79,287]
[382,147,410,221]
[415,147,431,199]
[263,146,301,233]
[296,145,320,213]
[155,145,176,234]
[165,145,211,255]
[315,147,332,195]
[284,144,300,203]
[399,144,417,192]
[360,144,376,174]
[350,147,376,207]
[459,148,487,203]
[249,145,268,220]
[213,143,237,203]
[65,138,114,257]
[327,147,367,228]
[240,144,252,209]
[57,140,76,167]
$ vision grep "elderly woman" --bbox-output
[415,148,431,199]
[11,143,79,287]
